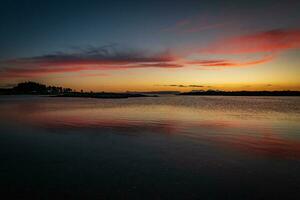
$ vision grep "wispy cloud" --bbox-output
[187,54,274,68]
[2,28,298,79]
[181,22,228,33]
[163,16,230,33]
[0,46,181,78]
[192,28,300,68]
[202,28,300,54]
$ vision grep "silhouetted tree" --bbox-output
[11,81,73,94]
[13,82,47,94]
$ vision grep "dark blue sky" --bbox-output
[1,0,299,59]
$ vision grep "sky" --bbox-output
[0,0,300,92]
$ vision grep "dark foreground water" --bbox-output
[0,95,300,199]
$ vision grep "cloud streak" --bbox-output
[2,28,298,79]
[182,22,228,33]
[192,28,300,68]
[202,28,300,54]
[0,46,182,78]
[188,54,274,68]
[163,16,230,33]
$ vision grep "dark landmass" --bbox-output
[1,82,300,97]
[179,90,300,96]
[0,81,158,99]
[0,81,72,95]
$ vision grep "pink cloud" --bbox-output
[3,28,298,79]
[203,28,300,54]
[193,28,300,67]
[0,62,182,78]
[0,47,182,78]
[187,54,274,68]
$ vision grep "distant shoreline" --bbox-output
[1,81,300,97]
[1,92,300,98]
[178,91,300,96]
[0,92,158,99]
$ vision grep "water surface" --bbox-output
[1,96,300,199]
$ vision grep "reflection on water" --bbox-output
[0,96,300,199]
[1,96,300,158]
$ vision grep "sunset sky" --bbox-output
[0,0,300,92]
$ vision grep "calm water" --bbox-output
[1,95,300,199]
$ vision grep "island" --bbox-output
[0,81,158,99]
